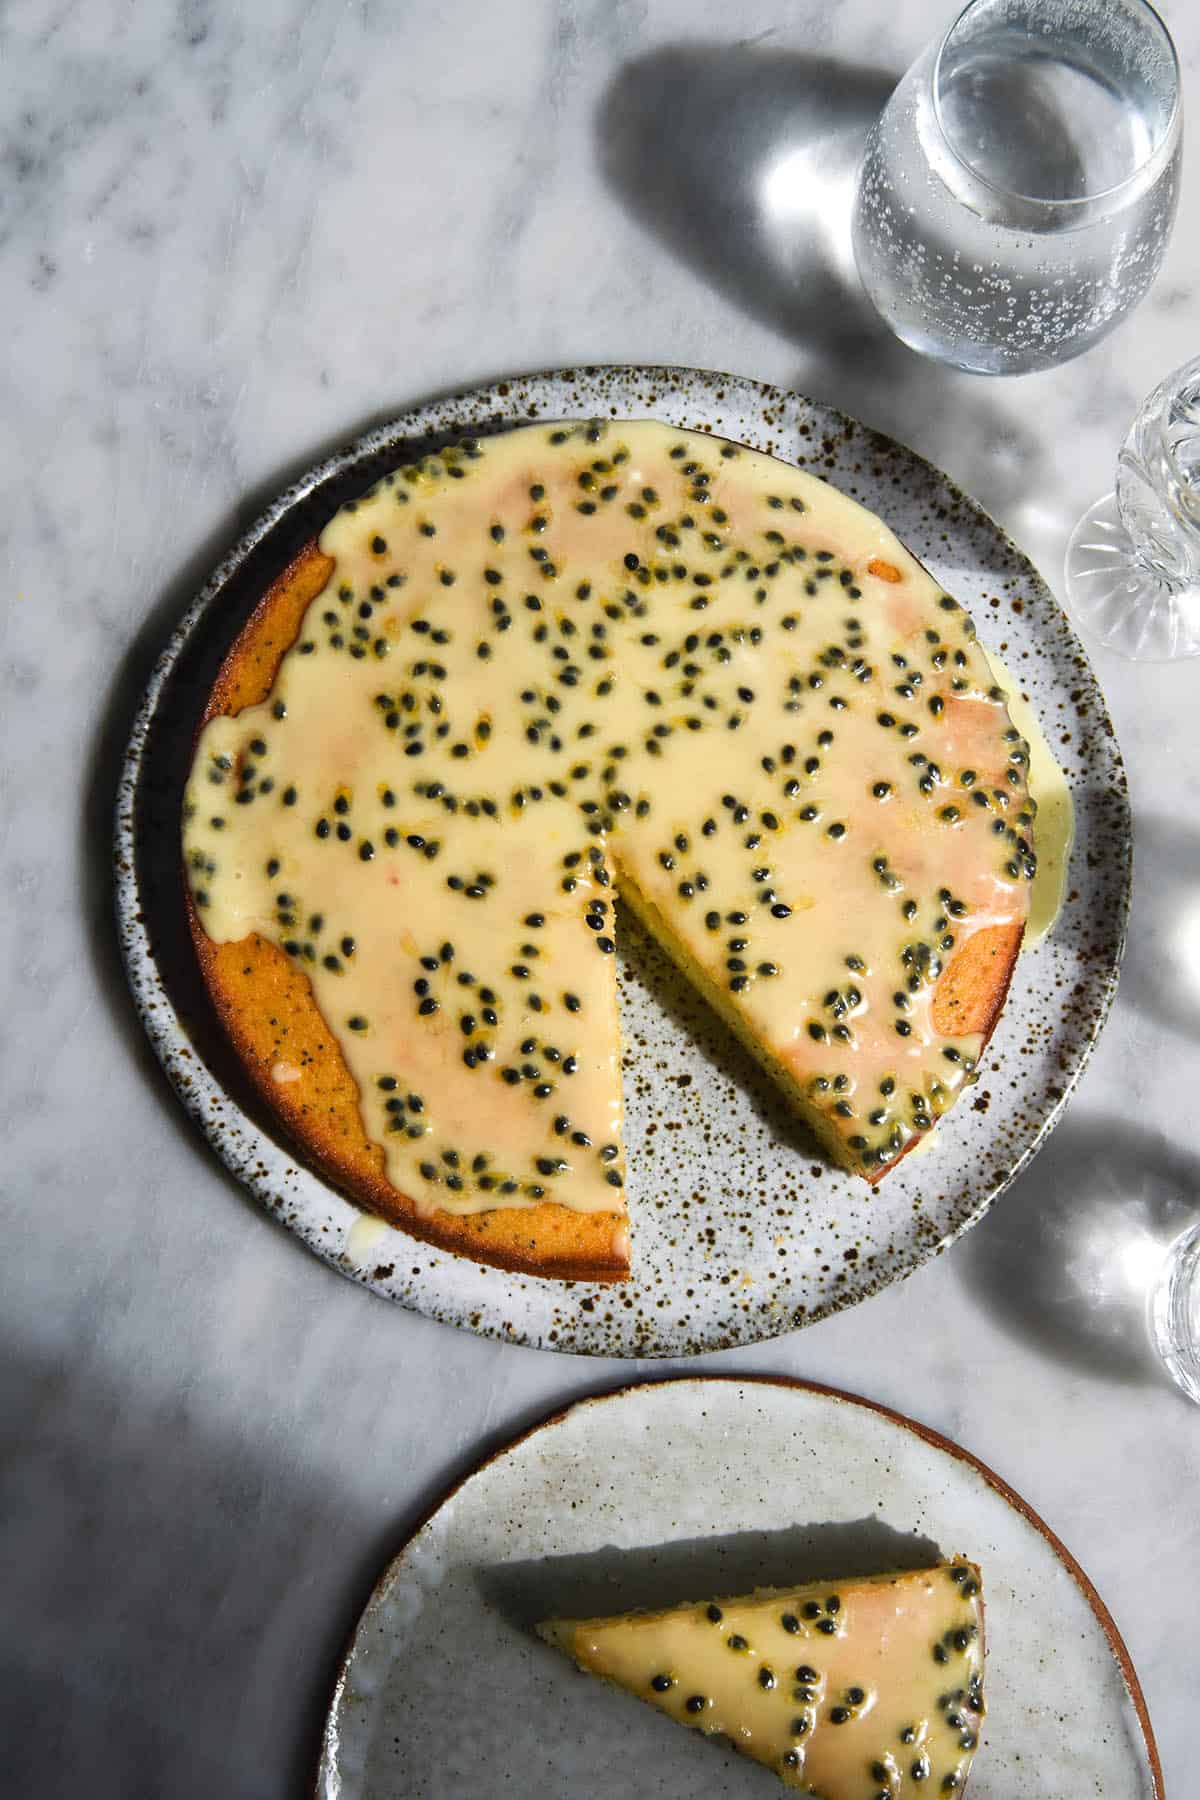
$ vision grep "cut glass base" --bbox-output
[1064,491,1200,661]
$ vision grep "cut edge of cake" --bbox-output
[185,540,631,1284]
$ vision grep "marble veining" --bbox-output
[2,1,1198,1796]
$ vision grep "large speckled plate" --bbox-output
[315,1377,1160,1797]
[115,366,1129,1356]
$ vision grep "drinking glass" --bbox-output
[1151,1219,1200,1404]
[851,0,1181,375]
[1065,355,1200,659]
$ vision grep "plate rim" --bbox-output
[114,361,1132,1354]
[313,1371,1161,1799]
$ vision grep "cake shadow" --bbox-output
[956,1114,1200,1386]
[616,902,829,1167]
[477,1516,943,1636]
[597,40,1049,532]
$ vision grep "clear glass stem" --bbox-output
[1150,1220,1200,1403]
[1065,354,1200,660]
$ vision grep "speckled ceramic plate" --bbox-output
[115,365,1130,1356]
[315,1376,1159,1797]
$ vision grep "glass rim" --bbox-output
[930,0,1182,214]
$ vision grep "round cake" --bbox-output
[182,419,1034,1281]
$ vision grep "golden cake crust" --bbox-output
[187,541,630,1282]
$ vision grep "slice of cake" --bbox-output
[539,1562,985,1793]
[182,419,1033,1280]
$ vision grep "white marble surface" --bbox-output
[4,1,1199,1793]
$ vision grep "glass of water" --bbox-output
[851,0,1181,375]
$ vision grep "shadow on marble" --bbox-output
[598,44,892,359]
[596,41,1048,525]
[2,1329,370,1799]
[477,1516,942,1634]
[955,1114,1200,1386]
[2,1310,642,1798]
[1116,812,1200,1046]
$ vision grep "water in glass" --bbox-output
[852,0,1180,374]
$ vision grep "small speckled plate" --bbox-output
[315,1376,1160,1797]
[115,366,1130,1356]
